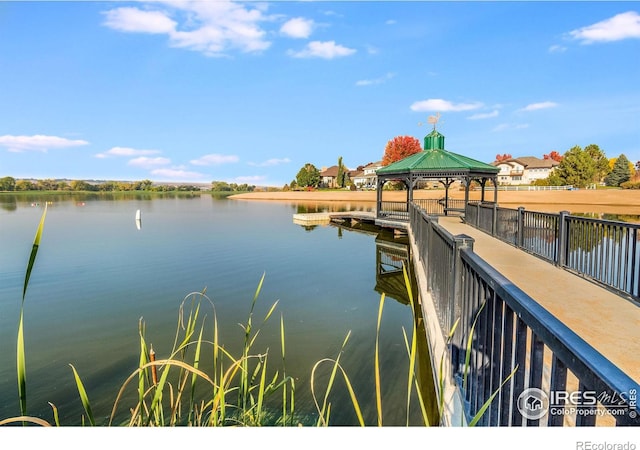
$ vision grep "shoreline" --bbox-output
[229,189,640,215]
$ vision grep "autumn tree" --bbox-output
[604,154,632,187]
[543,151,563,162]
[495,153,512,162]
[382,136,422,166]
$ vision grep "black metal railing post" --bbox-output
[557,210,569,267]
[492,202,497,236]
[517,206,525,249]
[451,234,474,377]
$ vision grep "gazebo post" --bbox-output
[493,176,498,204]
[464,176,470,212]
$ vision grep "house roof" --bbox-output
[493,156,559,169]
[376,130,499,176]
[320,165,339,177]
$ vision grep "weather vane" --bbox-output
[418,112,441,131]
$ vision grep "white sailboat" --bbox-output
[135,209,142,230]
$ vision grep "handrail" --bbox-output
[409,201,640,426]
[464,202,640,303]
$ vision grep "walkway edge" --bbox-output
[408,227,467,427]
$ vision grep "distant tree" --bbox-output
[98,181,117,191]
[211,181,232,191]
[15,180,35,191]
[547,145,595,188]
[604,154,632,187]
[0,176,16,191]
[543,150,563,162]
[336,156,345,188]
[70,180,95,191]
[295,163,320,188]
[382,136,422,166]
[290,179,298,190]
[495,153,512,162]
[584,144,610,183]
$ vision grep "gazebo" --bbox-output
[375,129,500,221]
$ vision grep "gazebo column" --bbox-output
[463,176,470,213]
[492,176,498,204]
[479,178,488,202]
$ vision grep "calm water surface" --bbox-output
[0,193,434,425]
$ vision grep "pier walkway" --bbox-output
[437,216,640,383]
[293,210,640,382]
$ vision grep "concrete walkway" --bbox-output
[438,216,640,383]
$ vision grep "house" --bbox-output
[350,161,383,189]
[319,165,342,188]
[492,156,559,185]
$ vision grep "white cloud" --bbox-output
[356,72,395,86]
[151,168,207,180]
[128,156,171,169]
[468,110,499,120]
[95,147,161,158]
[280,17,314,39]
[287,40,356,59]
[190,153,239,166]
[103,7,177,34]
[548,45,567,53]
[492,123,529,132]
[519,101,558,112]
[103,2,271,56]
[410,99,483,112]
[0,134,89,153]
[385,19,397,25]
[569,11,640,44]
[248,158,291,167]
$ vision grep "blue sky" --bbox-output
[0,1,639,186]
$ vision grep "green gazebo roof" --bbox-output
[376,130,499,175]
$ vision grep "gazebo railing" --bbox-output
[379,198,467,220]
[378,201,409,221]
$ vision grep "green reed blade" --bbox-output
[69,364,96,426]
[22,204,47,302]
[374,293,385,427]
[16,312,26,416]
[17,204,47,418]
[468,365,518,427]
[48,402,60,427]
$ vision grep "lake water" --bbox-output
[0,193,435,426]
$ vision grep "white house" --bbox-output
[493,156,559,185]
[352,161,383,188]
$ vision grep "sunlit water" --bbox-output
[0,193,435,426]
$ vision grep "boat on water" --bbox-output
[135,209,142,230]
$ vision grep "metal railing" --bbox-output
[409,202,640,426]
[465,203,640,302]
[381,198,465,220]
[378,201,408,221]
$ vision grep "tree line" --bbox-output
[0,177,204,192]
